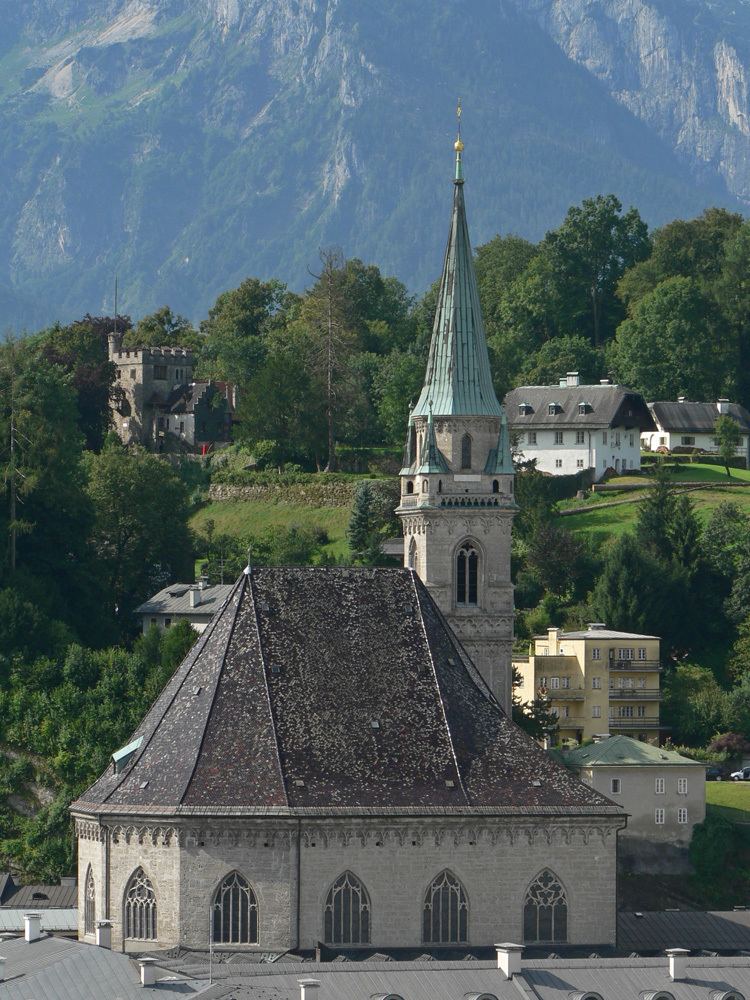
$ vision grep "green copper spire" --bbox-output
[412,116,501,419]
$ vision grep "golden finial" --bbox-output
[454,97,464,151]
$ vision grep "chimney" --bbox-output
[495,943,523,979]
[717,398,730,414]
[139,957,158,987]
[677,396,686,403]
[96,919,112,949]
[59,875,77,888]
[666,947,689,981]
[0,956,5,982]
[298,978,321,1000]
[189,587,201,608]
[24,913,42,943]
[559,377,567,388]
[566,371,580,387]
[599,378,611,385]
[547,626,560,652]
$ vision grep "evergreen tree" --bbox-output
[636,466,679,564]
[348,481,377,561]
[589,533,675,639]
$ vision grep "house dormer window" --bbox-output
[548,402,560,415]
[519,402,533,415]
[578,402,590,415]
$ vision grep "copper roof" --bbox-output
[73,568,617,818]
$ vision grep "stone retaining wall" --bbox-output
[208,480,397,508]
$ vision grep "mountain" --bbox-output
[0,0,748,330]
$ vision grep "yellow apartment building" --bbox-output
[514,623,663,745]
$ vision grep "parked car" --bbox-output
[705,766,727,781]
[730,766,750,781]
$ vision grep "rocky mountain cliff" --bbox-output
[1,0,748,329]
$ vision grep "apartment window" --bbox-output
[577,459,584,468]
[602,431,608,445]
[603,458,607,468]
[561,677,570,689]
[615,432,621,446]
[638,678,646,689]
[678,808,688,824]
[592,648,601,660]
[592,677,601,689]
[592,706,601,718]
[638,648,647,660]
[517,433,525,444]
[561,705,569,718]
[179,421,185,433]
[528,431,537,445]
[554,431,564,445]
[153,365,168,380]
[610,778,621,794]
[681,435,695,446]
[655,808,665,825]
[629,433,635,446]
[677,778,688,795]
[619,706,634,718]
[550,677,560,689]
[655,777,665,795]
[637,705,646,717]
[539,676,548,688]
[555,459,563,468]
[618,648,634,660]
[575,430,585,444]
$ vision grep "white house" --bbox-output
[134,580,233,633]
[642,398,750,466]
[505,375,655,480]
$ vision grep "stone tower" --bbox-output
[397,127,516,712]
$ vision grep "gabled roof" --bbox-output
[135,583,234,617]
[563,735,701,768]
[0,878,77,909]
[412,155,501,419]
[554,626,660,640]
[504,384,655,431]
[73,568,617,817]
[650,400,750,434]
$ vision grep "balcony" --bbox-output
[608,659,662,672]
[610,718,662,729]
[609,689,662,701]
[544,689,586,701]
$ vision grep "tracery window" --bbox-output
[456,542,478,606]
[324,871,370,945]
[408,538,418,571]
[461,433,472,469]
[423,869,468,944]
[124,868,157,940]
[84,866,95,935]
[212,871,258,944]
[523,869,567,944]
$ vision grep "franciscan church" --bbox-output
[72,128,623,955]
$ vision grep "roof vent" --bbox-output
[192,686,202,696]
[271,665,281,675]
[447,657,456,666]
[294,779,305,787]
[600,379,611,385]
[569,994,605,1000]
[532,779,542,787]
[677,395,687,403]
[112,736,144,775]
[588,622,607,630]
[370,720,381,729]
[31,892,48,900]
[709,993,745,1000]
[140,781,149,789]
[445,779,455,788]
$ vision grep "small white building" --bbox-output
[135,580,233,634]
[505,375,655,481]
[562,735,706,873]
[643,398,750,466]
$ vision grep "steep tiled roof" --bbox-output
[505,384,655,430]
[73,568,616,817]
[412,162,501,419]
[650,400,750,434]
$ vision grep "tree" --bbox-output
[122,306,201,351]
[636,467,679,564]
[475,234,538,336]
[84,439,193,634]
[371,351,425,445]
[512,664,559,740]
[542,194,650,346]
[728,614,750,683]
[517,334,603,387]
[609,276,723,401]
[662,662,729,747]
[701,502,750,581]
[715,414,742,477]
[348,481,379,562]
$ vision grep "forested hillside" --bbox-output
[2,193,750,904]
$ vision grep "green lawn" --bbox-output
[190,501,352,560]
[706,780,750,823]
[630,463,750,484]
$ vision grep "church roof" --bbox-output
[412,150,501,419]
[73,568,617,818]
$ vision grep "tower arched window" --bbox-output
[422,870,468,944]
[212,871,258,945]
[324,871,371,945]
[124,867,157,941]
[406,481,414,495]
[523,869,567,944]
[456,542,479,606]
[84,866,95,935]
[438,480,443,494]
[422,479,428,493]
[492,479,499,494]
[461,434,472,470]
[408,538,417,571]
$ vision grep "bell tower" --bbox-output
[397,111,516,712]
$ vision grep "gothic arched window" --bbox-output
[124,868,157,941]
[212,871,258,945]
[84,866,95,935]
[461,433,472,470]
[406,480,414,495]
[408,538,418,571]
[456,542,479,606]
[492,479,499,494]
[324,871,371,945]
[422,870,468,944]
[523,869,567,944]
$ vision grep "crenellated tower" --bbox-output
[397,117,516,712]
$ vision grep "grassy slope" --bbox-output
[190,501,352,560]
[706,781,750,824]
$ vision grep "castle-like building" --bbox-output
[397,132,515,712]
[71,132,623,956]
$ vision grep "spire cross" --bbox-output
[454,99,464,183]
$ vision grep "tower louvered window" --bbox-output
[324,871,370,945]
[523,869,567,944]
[212,872,258,944]
[461,434,472,469]
[422,870,468,944]
[84,866,95,935]
[456,542,478,605]
[124,868,157,940]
